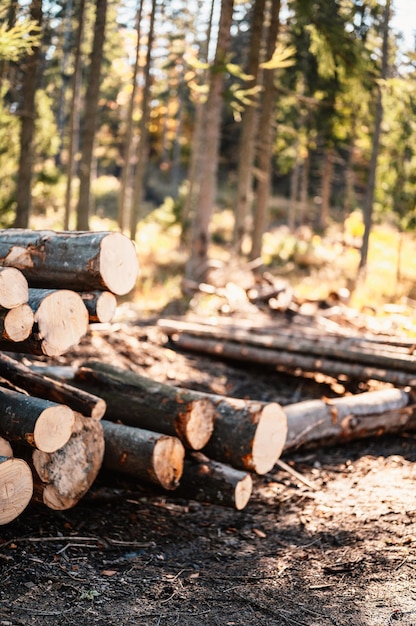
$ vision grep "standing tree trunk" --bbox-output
[13,0,42,228]
[76,0,108,231]
[319,148,333,230]
[185,0,235,282]
[129,0,157,241]
[249,0,281,261]
[233,0,266,254]
[359,0,390,272]
[63,0,85,230]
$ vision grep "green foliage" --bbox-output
[0,10,40,62]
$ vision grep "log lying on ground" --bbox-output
[177,453,252,510]
[74,361,215,450]
[80,291,117,323]
[0,386,75,452]
[101,420,184,491]
[0,229,139,296]
[203,397,288,474]
[283,388,413,452]
[0,354,106,419]
[0,288,89,356]
[0,455,33,524]
[0,304,34,342]
[167,332,416,387]
[0,267,29,309]
[31,412,104,510]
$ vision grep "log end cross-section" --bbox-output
[0,455,33,525]
[251,402,288,475]
[0,267,29,309]
[99,232,139,296]
[176,397,215,450]
[2,304,34,342]
[33,404,75,453]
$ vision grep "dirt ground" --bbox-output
[0,307,415,626]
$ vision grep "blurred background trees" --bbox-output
[1,0,415,287]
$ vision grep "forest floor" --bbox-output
[0,293,416,626]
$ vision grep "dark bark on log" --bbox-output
[80,291,117,323]
[0,304,34,342]
[74,361,215,450]
[167,332,416,387]
[283,388,413,452]
[0,386,75,452]
[0,455,33,524]
[31,412,104,510]
[0,229,139,296]
[0,267,29,309]
[0,289,89,356]
[202,396,287,474]
[0,354,106,419]
[101,420,184,491]
[177,453,252,510]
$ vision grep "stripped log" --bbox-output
[32,412,104,510]
[0,455,33,524]
[74,361,215,450]
[0,267,29,309]
[0,229,139,296]
[177,453,252,510]
[203,397,288,474]
[80,291,117,323]
[0,354,106,419]
[283,388,413,452]
[0,386,75,452]
[101,420,184,491]
[0,289,89,356]
[0,304,34,342]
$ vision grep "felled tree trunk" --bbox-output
[0,289,89,356]
[0,304,34,342]
[0,230,139,296]
[80,291,117,323]
[283,388,412,452]
[0,455,33,524]
[0,386,75,452]
[0,354,106,419]
[101,420,184,491]
[74,361,215,450]
[203,397,287,474]
[32,412,104,510]
[177,453,252,510]
[0,436,13,457]
[0,267,29,309]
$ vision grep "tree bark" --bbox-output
[0,353,106,419]
[0,304,34,342]
[202,396,287,474]
[31,412,104,510]
[0,386,75,452]
[177,453,252,510]
[101,420,184,491]
[0,230,139,296]
[283,388,412,451]
[80,291,117,323]
[0,267,28,309]
[76,0,108,230]
[0,455,33,525]
[74,361,215,450]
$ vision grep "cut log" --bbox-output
[80,291,117,323]
[0,267,29,309]
[0,304,34,342]
[283,388,413,452]
[0,436,13,457]
[167,332,416,387]
[0,354,106,419]
[101,420,184,491]
[0,386,75,452]
[32,412,104,510]
[177,453,252,510]
[203,397,288,474]
[74,361,215,450]
[0,288,89,356]
[0,455,33,524]
[0,229,139,296]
